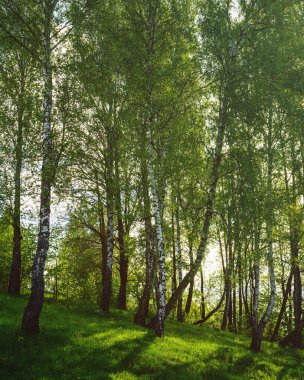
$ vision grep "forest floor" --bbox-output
[0,293,303,380]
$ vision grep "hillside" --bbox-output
[0,294,303,380]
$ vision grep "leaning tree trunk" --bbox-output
[194,290,225,325]
[8,59,25,296]
[250,109,276,352]
[22,3,54,334]
[280,319,304,347]
[148,87,228,328]
[271,270,293,341]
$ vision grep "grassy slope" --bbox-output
[0,294,303,380]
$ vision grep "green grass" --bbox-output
[0,293,303,379]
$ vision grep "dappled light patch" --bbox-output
[1,293,304,379]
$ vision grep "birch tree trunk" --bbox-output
[148,123,166,337]
[101,128,115,312]
[148,90,228,327]
[116,158,128,310]
[250,109,276,352]
[22,1,55,334]
[8,58,25,296]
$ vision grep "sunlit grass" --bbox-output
[0,293,303,379]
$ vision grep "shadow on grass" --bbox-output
[1,293,304,380]
[0,296,156,379]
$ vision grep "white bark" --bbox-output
[176,204,183,287]
[22,0,56,334]
[260,109,276,324]
[148,126,166,336]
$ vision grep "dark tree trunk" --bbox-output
[194,290,225,325]
[54,259,58,300]
[184,245,194,315]
[293,264,302,348]
[271,270,293,341]
[96,189,107,303]
[118,216,128,310]
[242,281,252,328]
[171,214,177,292]
[200,267,205,319]
[100,210,114,312]
[288,288,293,331]
[134,157,154,326]
[251,256,262,353]
[221,284,231,330]
[232,286,237,332]
[8,70,25,295]
[280,318,304,347]
[176,201,183,322]
[250,325,264,352]
[228,287,234,331]
[250,108,276,352]
[227,215,235,333]
[238,273,243,330]
[171,214,177,318]
[8,58,26,296]
[185,280,194,315]
[134,219,154,326]
[282,132,302,348]
[290,137,302,345]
